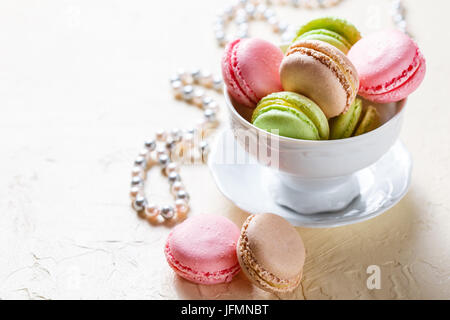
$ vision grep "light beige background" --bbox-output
[0,0,449,300]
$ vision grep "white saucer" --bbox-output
[208,130,412,228]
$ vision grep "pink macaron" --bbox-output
[348,29,426,103]
[222,38,284,109]
[164,215,241,285]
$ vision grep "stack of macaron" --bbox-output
[221,17,426,140]
[165,213,306,294]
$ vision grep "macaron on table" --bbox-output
[212,16,426,227]
[165,215,241,284]
[164,213,306,293]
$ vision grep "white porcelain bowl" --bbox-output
[224,90,407,214]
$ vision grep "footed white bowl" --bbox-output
[222,90,407,215]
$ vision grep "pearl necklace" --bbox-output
[214,0,343,47]
[130,70,223,223]
[130,0,407,224]
[390,0,408,35]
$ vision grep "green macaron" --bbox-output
[329,99,381,139]
[252,92,329,140]
[293,17,362,54]
[354,105,381,136]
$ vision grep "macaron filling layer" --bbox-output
[360,49,423,95]
[287,44,355,113]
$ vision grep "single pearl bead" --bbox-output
[255,4,267,19]
[215,31,226,47]
[176,190,190,202]
[131,166,144,177]
[171,80,183,99]
[263,8,275,20]
[268,17,279,32]
[134,156,146,168]
[161,205,175,220]
[199,71,213,88]
[170,74,181,84]
[156,146,167,157]
[171,181,184,195]
[170,128,183,142]
[212,77,223,91]
[202,96,213,109]
[165,162,178,175]
[204,108,217,122]
[165,137,176,151]
[192,89,205,107]
[175,199,189,217]
[222,5,234,20]
[190,69,201,84]
[144,139,156,151]
[158,154,170,167]
[168,172,181,184]
[182,85,194,101]
[130,186,141,199]
[131,176,143,187]
[156,130,167,141]
[245,3,256,17]
[180,72,193,85]
[132,195,147,212]
[235,12,248,25]
[145,204,160,220]
[205,101,219,113]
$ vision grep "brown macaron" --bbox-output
[236,213,306,294]
[280,40,359,119]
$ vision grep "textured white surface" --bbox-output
[0,0,449,299]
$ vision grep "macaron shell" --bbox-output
[295,16,362,46]
[222,39,257,108]
[237,214,305,293]
[280,40,359,118]
[348,29,426,102]
[236,38,284,101]
[295,29,352,54]
[254,92,329,139]
[359,53,426,103]
[354,105,381,136]
[329,98,362,140]
[222,38,284,109]
[252,106,320,140]
[165,215,241,284]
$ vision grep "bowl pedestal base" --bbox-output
[272,172,360,215]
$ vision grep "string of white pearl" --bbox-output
[390,0,408,35]
[214,0,342,47]
[130,70,222,223]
